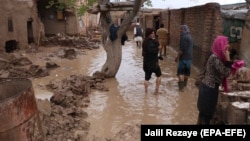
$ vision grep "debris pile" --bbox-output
[0,52,50,78]
[41,34,100,49]
[37,72,108,141]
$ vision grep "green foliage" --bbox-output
[78,6,88,16]
[77,0,97,16]
[45,0,156,16]
[46,0,97,16]
[144,0,166,7]
[46,0,67,10]
[144,0,152,7]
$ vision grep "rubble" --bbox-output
[0,50,110,140]
[0,36,111,140]
[41,34,101,50]
[37,72,109,141]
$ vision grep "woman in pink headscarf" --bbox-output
[197,35,233,125]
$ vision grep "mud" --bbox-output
[0,36,201,141]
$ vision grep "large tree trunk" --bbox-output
[99,9,123,78]
[101,39,122,77]
[96,0,144,78]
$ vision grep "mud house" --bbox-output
[140,8,162,32]
[0,0,43,52]
[0,0,101,53]
[36,0,100,36]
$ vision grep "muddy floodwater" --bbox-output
[25,40,199,139]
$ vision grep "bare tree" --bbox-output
[88,0,145,78]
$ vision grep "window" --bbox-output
[8,17,13,32]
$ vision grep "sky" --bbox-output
[148,0,246,9]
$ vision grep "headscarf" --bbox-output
[212,36,244,75]
[180,25,190,33]
[211,36,228,63]
[211,36,229,92]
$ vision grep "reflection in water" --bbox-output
[27,42,199,139]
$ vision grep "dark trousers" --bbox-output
[197,82,219,125]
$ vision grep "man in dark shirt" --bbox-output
[175,25,194,91]
[142,28,162,94]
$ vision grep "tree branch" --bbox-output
[87,1,138,14]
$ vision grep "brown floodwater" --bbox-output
[24,40,199,139]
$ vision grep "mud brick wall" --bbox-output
[159,10,170,44]
[161,3,223,70]
[168,9,183,50]
[0,0,42,51]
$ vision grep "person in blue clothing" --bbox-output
[142,28,162,94]
[175,25,194,91]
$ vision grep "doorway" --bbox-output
[154,16,160,31]
[27,18,34,44]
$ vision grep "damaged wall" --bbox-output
[0,0,43,52]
